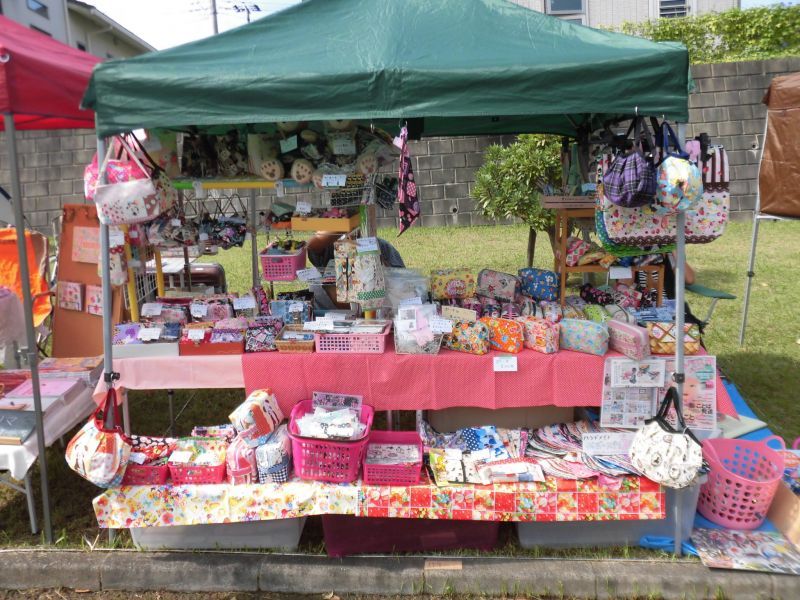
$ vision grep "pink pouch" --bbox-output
[226,435,258,484]
[476,269,520,303]
[565,237,590,267]
[607,320,650,360]
[517,316,559,354]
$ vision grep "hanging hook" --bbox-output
[634,106,639,116]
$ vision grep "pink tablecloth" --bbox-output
[241,346,736,416]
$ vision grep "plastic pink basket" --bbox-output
[362,430,423,486]
[259,244,307,281]
[288,400,374,483]
[314,323,391,354]
[698,435,785,530]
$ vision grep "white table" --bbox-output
[0,384,96,533]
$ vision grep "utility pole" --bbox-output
[211,0,219,34]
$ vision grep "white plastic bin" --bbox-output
[517,483,702,549]
[130,517,305,550]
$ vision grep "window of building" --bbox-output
[30,25,51,37]
[660,0,689,18]
[547,0,584,14]
[26,0,49,19]
[77,42,87,51]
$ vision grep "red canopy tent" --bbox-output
[0,15,99,130]
[1,15,100,544]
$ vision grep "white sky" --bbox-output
[85,0,794,51]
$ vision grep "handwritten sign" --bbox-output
[322,174,347,188]
[356,237,379,254]
[442,306,478,323]
[493,355,518,372]
[190,303,208,318]
[137,327,162,342]
[187,328,206,341]
[582,432,635,456]
[429,316,454,334]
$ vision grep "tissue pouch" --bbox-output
[517,316,559,354]
[607,320,650,360]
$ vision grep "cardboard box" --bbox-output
[291,214,360,232]
[768,482,800,548]
[427,406,575,432]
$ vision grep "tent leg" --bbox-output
[739,213,761,346]
[250,189,259,289]
[24,472,39,535]
[4,113,53,545]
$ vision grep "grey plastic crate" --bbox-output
[130,517,305,550]
[517,483,702,549]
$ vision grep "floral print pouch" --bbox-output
[476,269,520,303]
[431,269,476,300]
[516,316,559,354]
[479,317,524,354]
[444,320,490,355]
[518,268,558,302]
[558,319,609,356]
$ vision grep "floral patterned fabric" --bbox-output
[476,269,520,303]
[559,319,609,356]
[478,317,524,354]
[517,316,559,354]
[518,268,558,302]
[431,269,476,300]
[93,475,663,527]
[444,320,490,355]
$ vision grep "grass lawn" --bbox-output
[0,217,797,551]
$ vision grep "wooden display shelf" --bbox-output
[291,214,360,232]
[542,196,596,209]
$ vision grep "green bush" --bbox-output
[619,5,800,64]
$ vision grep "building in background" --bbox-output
[0,0,154,57]
[511,0,739,27]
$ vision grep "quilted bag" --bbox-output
[517,316,559,354]
[229,388,284,446]
[647,322,701,355]
[559,319,608,356]
[607,320,651,360]
[686,146,729,244]
[476,269,520,303]
[539,300,563,323]
[655,123,703,215]
[478,317,524,354]
[583,305,610,323]
[518,268,559,301]
[65,388,131,488]
[565,237,591,267]
[431,269,476,300]
[629,387,703,489]
[226,434,258,485]
[245,318,284,352]
[444,320,490,355]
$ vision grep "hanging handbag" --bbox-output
[603,146,657,209]
[655,123,703,215]
[65,388,131,488]
[685,146,729,244]
[83,138,148,203]
[629,387,703,489]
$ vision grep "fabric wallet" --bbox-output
[518,268,559,302]
[476,269,520,303]
[558,319,609,356]
[478,317,524,354]
[444,320,490,355]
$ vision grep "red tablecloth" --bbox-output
[242,345,736,416]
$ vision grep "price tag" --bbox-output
[322,174,347,187]
[332,136,356,155]
[429,316,454,334]
[442,306,478,323]
[187,328,206,341]
[295,200,312,215]
[169,450,193,464]
[356,237,379,254]
[288,302,305,313]
[190,303,208,318]
[141,303,162,317]
[609,266,634,280]
[493,354,518,372]
[199,232,209,241]
[109,227,125,248]
[280,135,298,154]
[233,296,257,310]
[399,297,422,306]
[296,267,322,281]
[171,218,182,227]
[128,452,147,465]
[582,432,635,456]
[276,180,285,198]
[129,229,139,239]
[137,327,162,341]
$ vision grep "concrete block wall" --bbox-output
[2,57,798,232]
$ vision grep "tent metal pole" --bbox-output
[249,189,259,289]
[739,116,769,346]
[672,209,687,558]
[96,135,114,384]
[4,113,53,544]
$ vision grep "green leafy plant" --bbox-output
[618,5,800,64]
[471,134,562,265]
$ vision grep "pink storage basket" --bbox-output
[122,463,169,486]
[362,430,423,486]
[698,436,785,530]
[288,400,374,483]
[169,463,227,485]
[314,323,391,354]
[259,244,307,281]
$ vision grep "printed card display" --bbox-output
[312,391,363,411]
[610,358,666,388]
[57,281,83,312]
[601,358,658,428]
[85,284,103,316]
[660,355,718,430]
[356,237,379,254]
[71,226,100,264]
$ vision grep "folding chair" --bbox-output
[686,282,736,333]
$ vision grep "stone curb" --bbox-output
[0,550,798,599]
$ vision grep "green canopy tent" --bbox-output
[82,0,695,556]
[82,0,689,138]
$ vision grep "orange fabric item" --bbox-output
[759,73,800,219]
[0,228,51,326]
